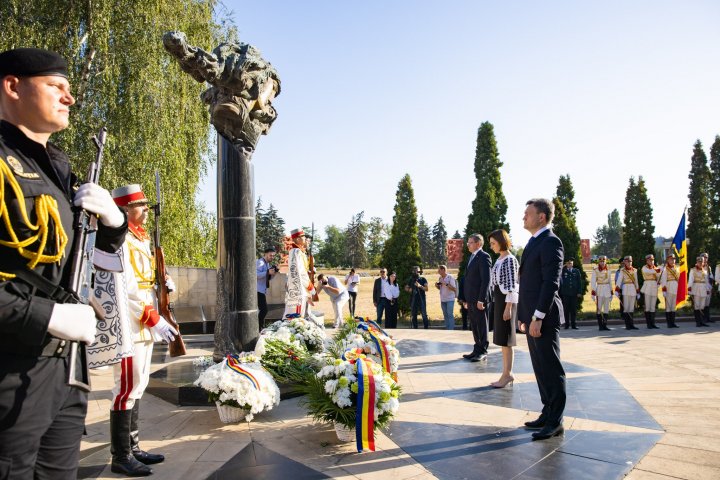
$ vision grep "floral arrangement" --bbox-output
[330,319,400,380]
[301,350,401,451]
[194,353,280,422]
[257,314,326,353]
[192,355,214,368]
[259,337,315,383]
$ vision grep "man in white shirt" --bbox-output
[317,274,350,328]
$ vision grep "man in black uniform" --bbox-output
[559,258,583,329]
[0,48,127,479]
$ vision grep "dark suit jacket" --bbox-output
[463,249,492,304]
[518,229,564,326]
[373,277,384,304]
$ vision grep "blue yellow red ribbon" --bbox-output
[367,330,391,374]
[355,357,376,452]
[357,320,389,337]
[225,354,260,389]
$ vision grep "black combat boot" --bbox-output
[601,314,612,330]
[665,311,673,328]
[131,401,165,465]
[669,312,679,328]
[704,306,714,323]
[626,312,638,330]
[649,312,660,329]
[111,410,153,477]
[695,310,708,327]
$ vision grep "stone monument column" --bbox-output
[163,31,280,359]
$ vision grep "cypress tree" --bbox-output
[708,136,720,262]
[622,176,656,268]
[382,174,422,315]
[552,175,587,310]
[460,121,509,275]
[687,140,712,262]
[432,217,448,266]
[417,215,433,267]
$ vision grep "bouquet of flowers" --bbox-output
[301,350,401,452]
[330,319,400,380]
[259,337,316,383]
[257,314,326,353]
[195,353,280,422]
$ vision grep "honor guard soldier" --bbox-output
[700,253,714,323]
[0,48,127,479]
[659,254,681,328]
[688,256,710,327]
[283,228,316,319]
[640,254,661,329]
[109,184,178,476]
[590,255,612,330]
[615,256,640,330]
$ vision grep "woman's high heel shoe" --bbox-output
[490,376,515,388]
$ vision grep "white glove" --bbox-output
[636,294,641,300]
[165,277,176,293]
[74,183,125,228]
[47,303,96,344]
[150,317,178,343]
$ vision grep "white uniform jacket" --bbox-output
[590,266,613,298]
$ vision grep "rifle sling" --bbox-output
[10,267,77,304]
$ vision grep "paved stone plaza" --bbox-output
[79,325,720,479]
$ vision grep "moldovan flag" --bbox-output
[672,213,688,307]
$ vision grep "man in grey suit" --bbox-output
[461,233,492,362]
[518,198,567,441]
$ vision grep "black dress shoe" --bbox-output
[470,353,488,362]
[133,449,165,465]
[524,417,546,430]
[531,424,564,440]
[571,326,579,330]
[462,351,478,359]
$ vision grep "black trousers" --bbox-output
[257,292,268,325]
[468,303,489,354]
[348,291,357,318]
[385,301,398,328]
[0,354,87,480]
[525,322,566,427]
[561,295,577,327]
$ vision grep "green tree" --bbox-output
[255,198,286,257]
[461,121,509,274]
[317,225,346,268]
[592,209,623,259]
[622,176,656,268]
[552,175,587,309]
[452,230,462,239]
[366,217,389,268]
[708,135,720,263]
[1,1,233,267]
[345,212,368,268]
[432,217,448,266]
[687,140,712,262]
[417,215,433,267]
[556,175,578,217]
[382,174,421,315]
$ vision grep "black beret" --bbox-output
[0,48,68,79]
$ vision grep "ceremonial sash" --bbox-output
[666,267,679,282]
[621,269,636,285]
[226,354,260,389]
[355,358,376,452]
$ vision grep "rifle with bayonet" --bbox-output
[151,170,186,357]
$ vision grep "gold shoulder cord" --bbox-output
[0,157,68,281]
[127,240,155,287]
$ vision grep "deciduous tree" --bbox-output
[592,209,623,259]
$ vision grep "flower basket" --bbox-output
[334,423,355,442]
[216,401,248,423]
[195,354,280,423]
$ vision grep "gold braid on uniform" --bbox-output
[0,157,68,281]
[128,241,155,289]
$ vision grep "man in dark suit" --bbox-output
[373,268,389,324]
[519,198,567,441]
[461,234,492,362]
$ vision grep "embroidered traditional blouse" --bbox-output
[490,253,519,304]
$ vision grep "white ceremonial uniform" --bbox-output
[659,265,680,313]
[640,265,661,313]
[111,224,159,412]
[616,267,639,314]
[283,246,315,318]
[688,267,710,310]
[591,265,613,314]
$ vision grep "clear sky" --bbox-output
[197,1,720,248]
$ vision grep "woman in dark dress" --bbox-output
[488,229,519,388]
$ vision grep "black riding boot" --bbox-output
[665,311,672,328]
[597,314,603,330]
[644,312,651,329]
[649,312,660,329]
[695,309,708,327]
[111,410,153,476]
[625,312,638,330]
[131,401,165,465]
[669,312,679,328]
[601,314,611,330]
[704,306,714,323]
